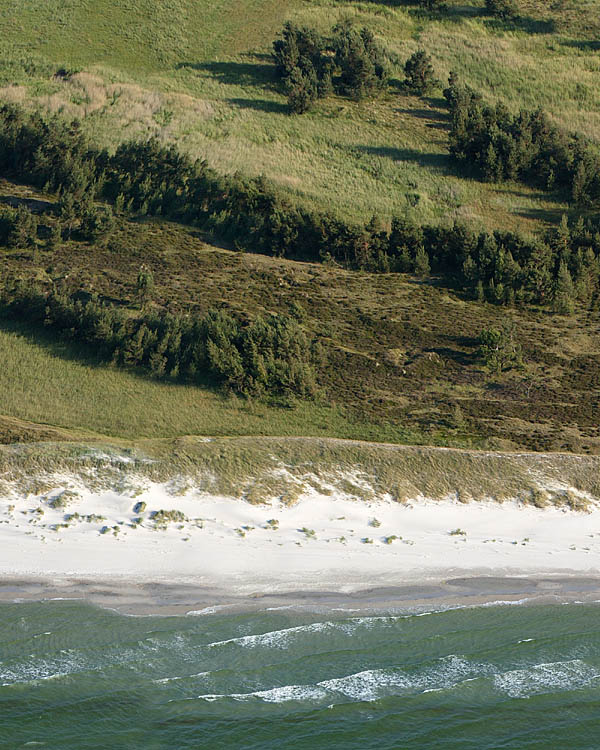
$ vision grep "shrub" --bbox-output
[286,66,318,114]
[404,50,438,95]
[478,325,523,373]
[273,21,388,107]
[151,509,186,523]
[485,0,518,20]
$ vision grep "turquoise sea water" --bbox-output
[1,600,599,749]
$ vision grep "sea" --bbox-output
[1,599,599,749]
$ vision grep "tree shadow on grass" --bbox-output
[395,106,449,124]
[0,194,53,214]
[176,60,278,90]
[0,317,218,392]
[561,39,600,52]
[430,344,476,367]
[482,16,556,35]
[350,144,456,175]
[227,97,288,114]
[513,205,569,226]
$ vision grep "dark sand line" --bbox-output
[1,573,600,616]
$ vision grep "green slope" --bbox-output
[1,0,599,231]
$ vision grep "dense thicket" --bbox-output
[0,278,316,398]
[446,75,600,205]
[272,22,388,111]
[1,102,599,313]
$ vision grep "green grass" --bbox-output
[1,3,600,456]
[1,177,599,454]
[1,0,598,231]
[0,318,428,444]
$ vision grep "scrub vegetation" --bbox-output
[0,0,599,456]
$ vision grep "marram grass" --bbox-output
[0,436,598,510]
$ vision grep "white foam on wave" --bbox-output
[319,655,495,700]
[153,670,212,685]
[0,651,87,686]
[493,659,600,698]
[190,655,497,704]
[206,616,398,649]
[186,605,235,616]
[186,654,600,706]
[477,598,536,608]
[196,684,328,703]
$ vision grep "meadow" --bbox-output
[1,0,600,453]
[1,180,598,452]
[1,0,599,231]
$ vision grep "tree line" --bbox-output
[0,101,598,316]
[0,278,317,399]
[445,74,600,205]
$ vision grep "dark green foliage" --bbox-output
[1,101,600,314]
[553,260,575,314]
[8,204,38,249]
[333,25,389,100]
[445,78,600,206]
[272,22,327,80]
[79,201,115,244]
[0,280,317,399]
[272,21,388,109]
[485,0,518,20]
[0,206,17,246]
[414,245,431,277]
[419,0,445,9]
[57,191,78,238]
[479,324,522,372]
[136,265,154,311]
[404,50,438,95]
[46,221,62,252]
[285,66,318,114]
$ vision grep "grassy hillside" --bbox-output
[1,1,599,455]
[1,179,599,453]
[2,0,599,230]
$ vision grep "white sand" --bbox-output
[1,477,599,594]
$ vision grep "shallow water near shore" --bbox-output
[1,600,600,748]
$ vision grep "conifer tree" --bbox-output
[136,265,155,312]
[404,50,438,96]
[553,260,575,314]
[414,245,431,277]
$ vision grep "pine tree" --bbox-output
[136,265,155,312]
[414,245,431,277]
[553,260,575,314]
[46,222,62,252]
[419,0,445,9]
[58,191,77,238]
[404,50,438,96]
[8,205,38,249]
[571,160,588,205]
[286,66,318,114]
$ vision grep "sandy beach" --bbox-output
[1,474,600,614]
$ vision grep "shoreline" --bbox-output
[2,573,600,616]
[2,439,600,616]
